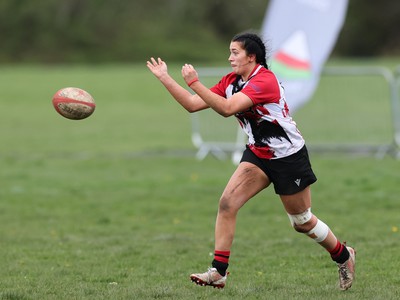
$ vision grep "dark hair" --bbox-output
[232,32,269,69]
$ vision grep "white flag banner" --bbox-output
[261,0,348,113]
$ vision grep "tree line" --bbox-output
[0,0,399,64]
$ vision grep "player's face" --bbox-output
[229,41,253,77]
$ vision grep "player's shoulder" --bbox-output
[252,67,280,89]
[257,67,278,80]
[220,71,238,83]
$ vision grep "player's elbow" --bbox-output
[219,111,233,118]
[185,101,210,113]
[186,105,208,114]
[218,106,236,117]
[185,106,196,113]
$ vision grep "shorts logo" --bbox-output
[294,178,301,186]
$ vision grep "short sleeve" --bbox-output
[210,72,237,97]
[241,71,281,105]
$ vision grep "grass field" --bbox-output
[0,61,399,299]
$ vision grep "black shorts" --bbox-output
[240,145,317,195]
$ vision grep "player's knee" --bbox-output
[287,208,314,232]
[293,219,317,233]
[218,195,235,214]
[287,209,330,242]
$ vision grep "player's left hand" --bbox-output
[181,64,199,85]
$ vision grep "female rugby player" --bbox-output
[146,32,355,291]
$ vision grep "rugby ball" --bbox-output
[52,87,96,120]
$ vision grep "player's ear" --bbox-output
[248,54,256,62]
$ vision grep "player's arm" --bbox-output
[156,72,209,113]
[147,57,209,113]
[181,63,253,117]
[191,82,252,117]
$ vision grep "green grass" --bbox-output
[0,62,399,299]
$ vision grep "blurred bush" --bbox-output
[0,0,399,63]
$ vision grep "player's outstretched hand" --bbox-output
[147,57,168,79]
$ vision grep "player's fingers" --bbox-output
[150,57,157,64]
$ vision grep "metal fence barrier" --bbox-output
[191,66,400,162]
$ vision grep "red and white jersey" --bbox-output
[210,64,305,159]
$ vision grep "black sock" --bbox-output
[334,246,350,264]
[212,259,229,276]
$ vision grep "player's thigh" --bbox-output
[220,162,270,210]
[279,186,312,214]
